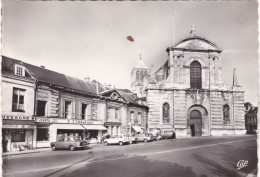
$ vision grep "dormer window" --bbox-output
[15,65,25,76]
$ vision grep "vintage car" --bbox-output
[145,133,162,141]
[128,134,137,144]
[135,134,152,142]
[104,134,130,146]
[50,136,88,151]
[161,131,175,139]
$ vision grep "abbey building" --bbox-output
[131,28,246,137]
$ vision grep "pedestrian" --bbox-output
[172,130,176,141]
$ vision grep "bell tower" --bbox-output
[131,55,150,97]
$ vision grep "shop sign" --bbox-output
[3,124,36,129]
[35,117,103,125]
[2,114,35,120]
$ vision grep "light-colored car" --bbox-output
[128,135,137,144]
[104,134,130,146]
[145,133,162,141]
[135,134,152,142]
[50,136,88,151]
[161,131,175,139]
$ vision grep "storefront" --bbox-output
[35,118,107,147]
[2,116,36,152]
[105,122,121,136]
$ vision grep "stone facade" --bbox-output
[132,29,246,137]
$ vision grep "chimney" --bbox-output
[84,76,90,82]
[40,65,45,69]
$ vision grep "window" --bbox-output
[140,71,144,81]
[11,129,26,142]
[223,104,230,124]
[65,101,73,118]
[37,128,49,141]
[130,111,135,124]
[81,104,88,119]
[12,88,25,112]
[138,113,142,125]
[136,71,139,81]
[163,103,170,123]
[190,61,202,89]
[107,107,112,120]
[37,100,47,116]
[115,108,120,119]
[15,65,25,76]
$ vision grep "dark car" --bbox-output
[50,136,88,151]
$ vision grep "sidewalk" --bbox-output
[2,148,51,157]
[2,144,104,157]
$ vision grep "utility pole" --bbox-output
[208,56,212,136]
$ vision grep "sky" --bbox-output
[1,1,259,105]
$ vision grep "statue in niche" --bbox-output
[163,103,170,123]
[223,105,230,124]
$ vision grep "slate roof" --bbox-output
[2,56,107,95]
[117,90,137,104]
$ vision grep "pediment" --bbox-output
[174,36,222,51]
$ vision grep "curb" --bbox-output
[2,145,104,157]
[2,150,41,157]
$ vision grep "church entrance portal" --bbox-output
[190,110,202,137]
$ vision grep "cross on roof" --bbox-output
[191,25,196,30]
[190,25,196,36]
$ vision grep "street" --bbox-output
[3,135,257,177]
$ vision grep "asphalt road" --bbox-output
[2,135,257,177]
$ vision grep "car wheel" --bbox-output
[119,141,123,146]
[70,146,75,151]
[165,137,168,139]
[144,139,147,143]
[51,146,56,151]
[104,142,108,146]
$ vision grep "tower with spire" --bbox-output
[131,55,151,97]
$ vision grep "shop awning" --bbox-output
[132,126,143,132]
[82,125,107,130]
[53,124,85,130]
[2,120,36,129]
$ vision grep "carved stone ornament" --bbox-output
[190,90,205,104]
[186,40,203,50]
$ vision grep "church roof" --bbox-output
[135,59,149,69]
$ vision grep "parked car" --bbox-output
[104,134,130,146]
[145,133,162,141]
[135,134,152,142]
[127,134,137,144]
[161,131,175,139]
[50,136,88,151]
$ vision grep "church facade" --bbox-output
[131,28,246,137]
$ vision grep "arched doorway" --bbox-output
[190,110,202,136]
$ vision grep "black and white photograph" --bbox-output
[1,1,258,177]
